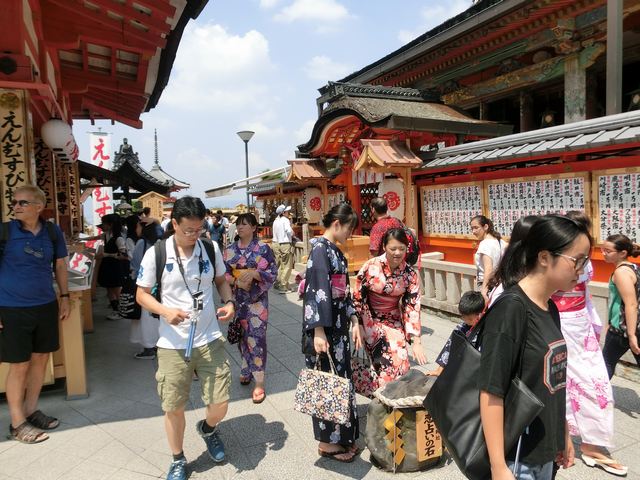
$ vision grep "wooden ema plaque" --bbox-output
[416,410,442,462]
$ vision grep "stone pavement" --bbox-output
[1,290,640,480]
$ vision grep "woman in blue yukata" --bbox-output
[224,213,278,404]
[302,203,365,464]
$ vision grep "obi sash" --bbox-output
[368,291,401,314]
[552,282,586,312]
[331,274,347,299]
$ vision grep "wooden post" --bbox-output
[321,181,328,215]
[59,290,88,399]
[401,168,417,232]
[302,222,310,256]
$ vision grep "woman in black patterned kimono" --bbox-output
[302,204,364,463]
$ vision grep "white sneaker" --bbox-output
[107,312,122,321]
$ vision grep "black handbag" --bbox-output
[118,276,141,320]
[423,293,545,480]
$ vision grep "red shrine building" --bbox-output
[0,0,206,234]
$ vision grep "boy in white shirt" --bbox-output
[136,196,236,480]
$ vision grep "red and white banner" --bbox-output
[89,132,113,230]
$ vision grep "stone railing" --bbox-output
[417,252,638,382]
[417,251,610,320]
[293,241,306,266]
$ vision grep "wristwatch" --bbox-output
[224,299,237,309]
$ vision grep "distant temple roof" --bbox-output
[148,129,190,189]
[79,136,189,194]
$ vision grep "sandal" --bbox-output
[8,422,49,444]
[26,410,60,430]
[239,376,251,386]
[252,388,266,404]
[318,447,355,463]
[582,454,628,476]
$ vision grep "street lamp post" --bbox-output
[236,130,255,209]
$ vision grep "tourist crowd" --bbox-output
[1,188,638,480]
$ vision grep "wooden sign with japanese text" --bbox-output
[421,182,483,237]
[486,173,589,238]
[68,161,81,234]
[0,89,31,220]
[593,168,640,243]
[34,138,57,213]
[415,410,442,462]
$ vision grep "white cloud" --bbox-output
[303,55,353,82]
[239,121,287,138]
[397,0,470,44]
[294,118,315,143]
[274,0,350,23]
[259,0,281,8]
[162,23,274,112]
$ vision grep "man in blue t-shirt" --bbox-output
[0,185,69,444]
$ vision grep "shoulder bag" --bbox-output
[423,293,545,480]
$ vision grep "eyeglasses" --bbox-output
[553,252,590,271]
[11,200,39,207]
[24,244,44,258]
[600,248,617,255]
[177,225,204,237]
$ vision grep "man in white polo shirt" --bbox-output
[136,196,235,480]
[271,204,294,293]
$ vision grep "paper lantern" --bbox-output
[41,119,79,163]
[304,187,323,223]
[377,178,405,220]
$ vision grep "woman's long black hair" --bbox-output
[499,214,590,288]
[322,203,359,230]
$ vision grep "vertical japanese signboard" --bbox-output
[89,132,113,229]
[415,410,442,462]
[68,161,81,233]
[0,89,31,220]
[34,138,57,216]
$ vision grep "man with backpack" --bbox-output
[136,196,236,480]
[368,197,420,265]
[0,185,69,444]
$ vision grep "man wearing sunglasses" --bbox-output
[0,185,69,444]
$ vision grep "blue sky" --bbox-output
[72,0,470,209]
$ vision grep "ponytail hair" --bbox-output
[500,214,590,288]
[471,215,501,241]
[488,215,539,291]
[606,234,640,258]
[322,203,359,230]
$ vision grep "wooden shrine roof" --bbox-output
[17,0,208,128]
[419,110,640,174]
[298,83,510,156]
[286,159,331,182]
[355,140,423,171]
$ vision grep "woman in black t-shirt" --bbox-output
[479,215,591,480]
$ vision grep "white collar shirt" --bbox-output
[136,236,226,349]
[272,215,293,243]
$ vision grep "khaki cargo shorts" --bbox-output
[155,338,231,412]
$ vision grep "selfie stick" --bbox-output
[184,310,198,362]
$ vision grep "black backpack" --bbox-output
[0,220,59,268]
[151,238,218,316]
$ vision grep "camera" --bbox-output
[192,290,204,311]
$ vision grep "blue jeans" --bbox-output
[507,461,553,480]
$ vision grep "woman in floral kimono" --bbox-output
[302,204,364,463]
[224,213,278,404]
[551,212,625,476]
[354,228,426,389]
